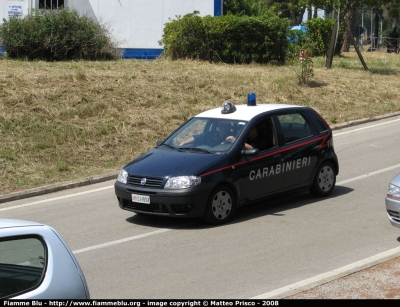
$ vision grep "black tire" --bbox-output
[203,185,236,225]
[310,161,336,197]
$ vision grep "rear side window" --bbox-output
[311,112,331,133]
[0,236,46,298]
[277,113,312,144]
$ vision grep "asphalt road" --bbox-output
[1,113,400,299]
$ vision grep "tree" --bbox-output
[224,0,307,24]
[305,0,400,52]
[223,0,400,52]
[223,0,252,15]
[341,1,359,52]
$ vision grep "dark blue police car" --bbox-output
[115,96,339,225]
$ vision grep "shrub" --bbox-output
[160,12,289,64]
[286,29,307,62]
[304,18,344,57]
[286,18,345,63]
[0,8,120,61]
[297,48,314,85]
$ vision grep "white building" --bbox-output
[1,0,222,58]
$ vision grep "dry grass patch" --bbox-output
[1,51,400,195]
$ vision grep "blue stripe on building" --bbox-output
[214,0,223,16]
[121,48,164,60]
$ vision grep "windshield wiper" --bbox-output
[179,147,214,154]
[159,143,182,151]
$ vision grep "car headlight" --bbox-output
[164,176,201,189]
[387,184,400,201]
[117,169,128,184]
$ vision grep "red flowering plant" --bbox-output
[297,47,314,85]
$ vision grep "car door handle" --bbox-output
[274,154,282,159]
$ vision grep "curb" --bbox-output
[0,172,119,204]
[251,246,400,299]
[329,110,400,131]
[1,111,400,205]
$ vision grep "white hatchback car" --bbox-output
[0,219,90,299]
[386,173,400,228]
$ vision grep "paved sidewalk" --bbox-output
[252,246,400,299]
[285,255,400,299]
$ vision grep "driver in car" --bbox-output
[180,121,234,147]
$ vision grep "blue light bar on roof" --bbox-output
[247,93,256,106]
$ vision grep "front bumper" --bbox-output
[114,181,213,218]
[385,196,400,228]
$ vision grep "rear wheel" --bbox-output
[203,185,236,225]
[310,161,336,197]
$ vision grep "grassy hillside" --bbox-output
[1,51,400,195]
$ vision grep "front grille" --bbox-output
[128,175,164,188]
[387,210,400,223]
[122,199,168,213]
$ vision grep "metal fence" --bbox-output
[357,35,400,53]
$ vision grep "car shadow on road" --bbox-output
[125,213,202,229]
[232,185,353,224]
[125,185,353,229]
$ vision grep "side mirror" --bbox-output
[156,140,163,146]
[241,148,259,156]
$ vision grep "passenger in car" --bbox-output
[244,125,269,151]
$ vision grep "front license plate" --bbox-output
[131,194,150,204]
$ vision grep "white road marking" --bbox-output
[336,164,400,185]
[64,163,399,255]
[4,163,399,213]
[2,116,399,213]
[2,166,400,258]
[0,186,113,212]
[250,246,400,299]
[334,117,400,136]
[72,229,172,254]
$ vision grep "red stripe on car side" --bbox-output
[200,134,330,178]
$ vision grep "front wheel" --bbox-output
[203,185,236,225]
[310,161,336,197]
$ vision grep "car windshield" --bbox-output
[162,118,247,153]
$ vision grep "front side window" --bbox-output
[0,236,46,298]
[277,113,312,144]
[39,0,65,9]
[163,118,247,153]
[244,117,277,152]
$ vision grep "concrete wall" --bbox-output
[2,0,30,20]
[69,0,219,58]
